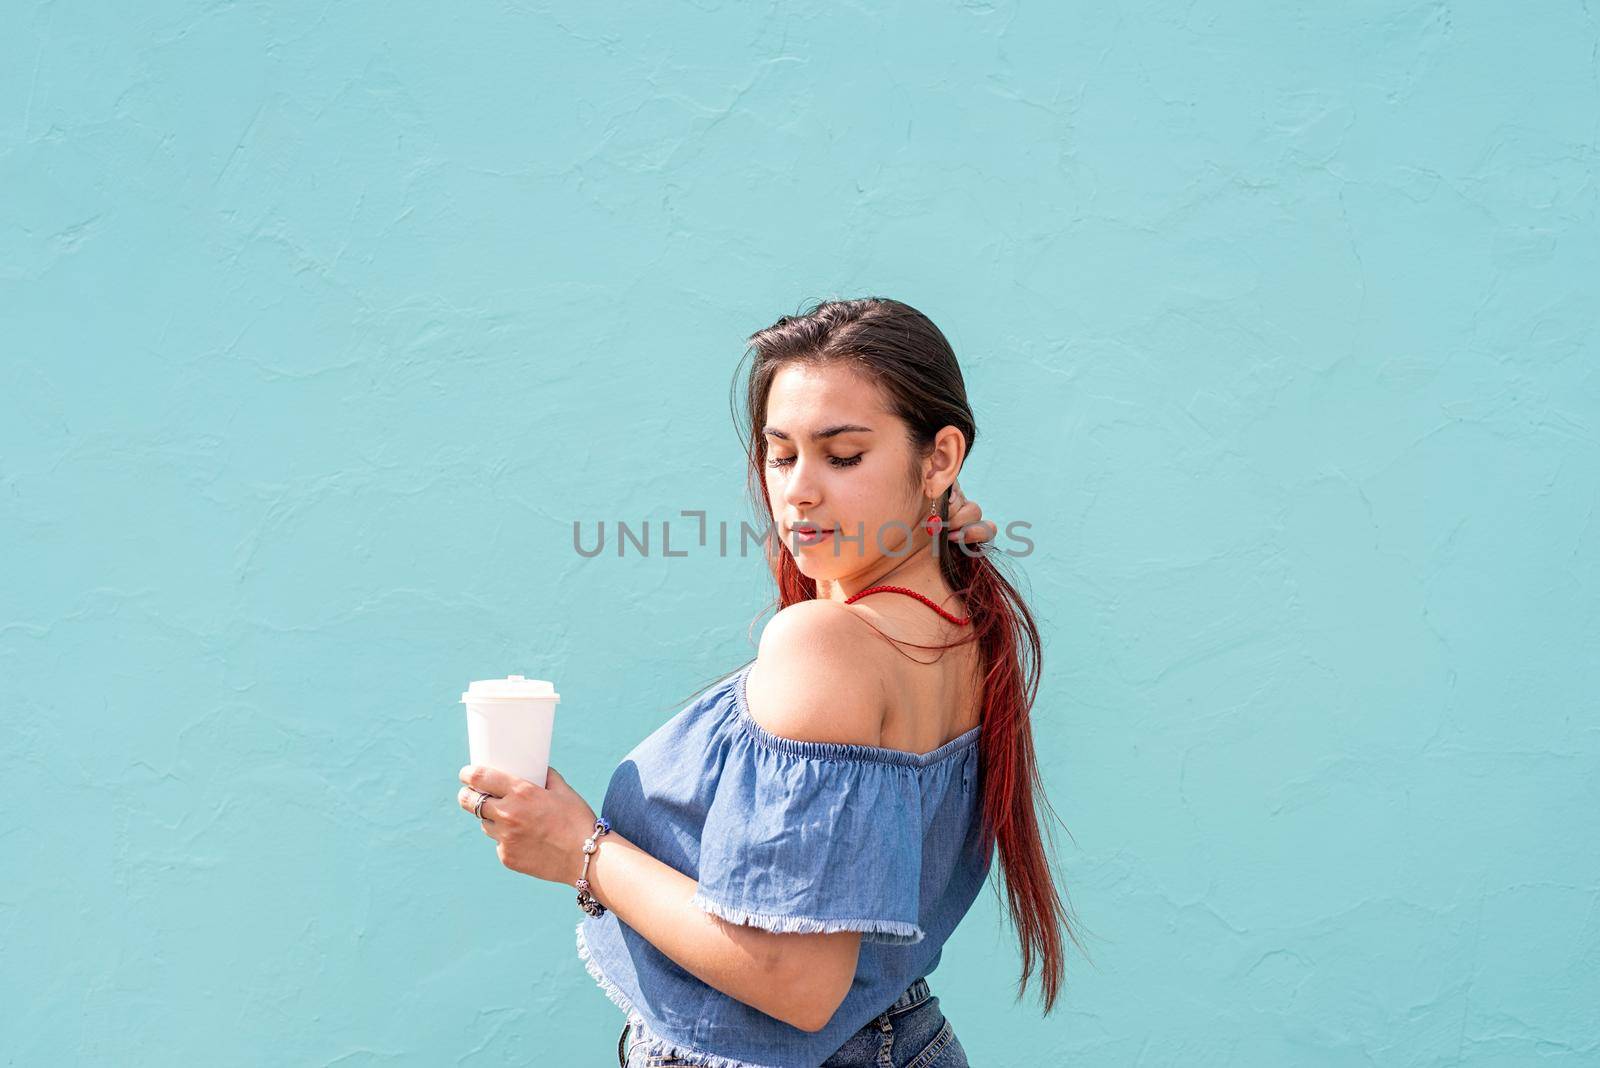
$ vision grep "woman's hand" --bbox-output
[946,478,997,545]
[458,764,597,886]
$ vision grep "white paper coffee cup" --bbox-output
[461,675,560,790]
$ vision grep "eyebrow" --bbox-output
[761,423,875,441]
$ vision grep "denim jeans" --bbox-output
[616,977,969,1068]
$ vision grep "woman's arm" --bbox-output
[583,608,886,1033]
[582,603,890,1034]
[582,831,858,1033]
[458,754,855,1029]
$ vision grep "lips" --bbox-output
[789,521,834,546]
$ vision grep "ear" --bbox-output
[923,425,967,499]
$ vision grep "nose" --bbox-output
[779,455,820,513]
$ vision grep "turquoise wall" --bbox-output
[4,3,1597,1064]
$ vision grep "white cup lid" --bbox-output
[461,675,561,702]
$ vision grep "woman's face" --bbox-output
[761,362,924,580]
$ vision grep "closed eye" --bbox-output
[766,454,863,469]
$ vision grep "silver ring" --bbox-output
[472,790,491,821]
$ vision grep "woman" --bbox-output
[458,297,1079,1066]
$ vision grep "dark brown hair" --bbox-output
[724,295,1087,1014]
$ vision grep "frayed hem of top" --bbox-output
[574,918,784,1068]
[574,919,642,1028]
[689,890,927,945]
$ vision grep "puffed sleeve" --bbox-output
[690,737,926,946]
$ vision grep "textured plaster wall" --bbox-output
[3,2,1598,1065]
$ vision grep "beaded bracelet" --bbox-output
[575,816,612,917]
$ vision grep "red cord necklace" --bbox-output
[843,584,972,626]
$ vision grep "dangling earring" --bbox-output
[922,500,943,536]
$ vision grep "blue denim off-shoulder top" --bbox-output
[575,661,993,1068]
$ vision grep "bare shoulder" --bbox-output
[746,600,889,749]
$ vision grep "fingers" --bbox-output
[950,518,997,544]
[947,486,977,526]
[460,763,516,796]
[458,785,500,823]
[945,483,994,544]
